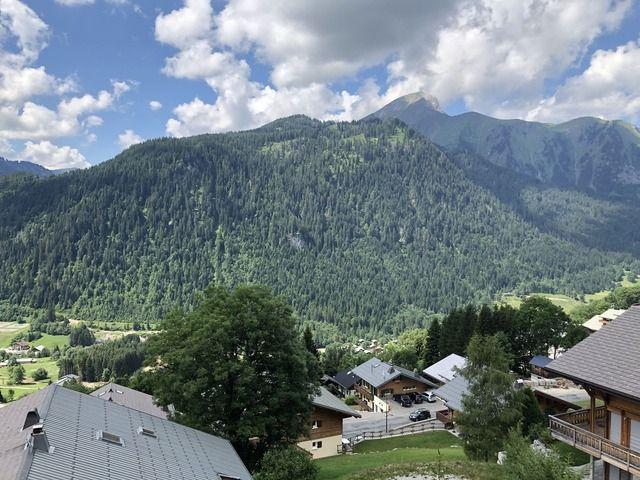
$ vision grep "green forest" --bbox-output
[0,116,638,336]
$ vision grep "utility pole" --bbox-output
[384,393,392,433]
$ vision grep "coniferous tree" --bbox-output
[425,319,441,365]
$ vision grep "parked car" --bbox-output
[409,408,431,422]
[422,391,437,403]
[400,395,412,407]
[413,393,423,404]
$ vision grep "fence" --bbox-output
[345,418,444,447]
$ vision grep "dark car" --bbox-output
[413,393,423,404]
[400,395,412,407]
[409,408,431,422]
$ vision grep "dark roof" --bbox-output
[529,355,553,369]
[91,382,173,419]
[433,374,469,413]
[351,357,436,389]
[333,369,359,389]
[312,387,361,418]
[0,384,252,480]
[546,306,640,401]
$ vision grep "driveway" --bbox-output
[343,397,446,438]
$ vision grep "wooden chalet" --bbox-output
[297,386,360,459]
[546,306,640,480]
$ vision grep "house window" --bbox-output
[312,441,323,450]
[402,385,416,391]
[312,420,322,429]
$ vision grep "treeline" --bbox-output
[57,334,145,382]
[572,283,640,322]
[0,116,636,336]
[349,296,586,374]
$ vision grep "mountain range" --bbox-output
[0,158,53,178]
[0,97,639,338]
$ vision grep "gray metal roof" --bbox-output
[0,384,252,480]
[351,357,436,389]
[433,374,469,413]
[91,382,173,419]
[423,354,466,383]
[529,355,553,369]
[312,387,361,418]
[546,306,640,401]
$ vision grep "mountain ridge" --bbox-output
[0,116,634,337]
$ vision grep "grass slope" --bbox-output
[317,431,465,480]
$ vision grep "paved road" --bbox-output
[343,398,446,438]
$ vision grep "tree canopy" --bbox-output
[139,284,319,467]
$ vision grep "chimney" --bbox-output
[31,425,54,454]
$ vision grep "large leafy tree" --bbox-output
[515,296,571,364]
[456,334,522,461]
[142,284,318,466]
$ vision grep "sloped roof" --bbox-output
[423,354,466,383]
[91,382,173,419]
[546,306,640,402]
[351,357,436,389]
[582,308,626,332]
[333,369,359,389]
[312,387,360,418]
[0,384,252,480]
[529,355,553,369]
[433,374,469,413]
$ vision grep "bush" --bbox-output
[344,395,357,406]
[503,429,579,480]
[8,364,26,385]
[32,368,49,381]
[254,446,318,480]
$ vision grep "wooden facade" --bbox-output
[304,406,345,441]
[355,375,429,412]
[550,387,640,479]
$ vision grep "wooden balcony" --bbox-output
[550,407,640,476]
[354,383,373,401]
[436,409,454,429]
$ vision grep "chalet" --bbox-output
[422,353,467,385]
[433,374,469,429]
[297,386,360,459]
[322,369,359,398]
[582,308,625,333]
[546,305,640,480]
[351,357,436,412]
[0,383,252,480]
[5,340,31,355]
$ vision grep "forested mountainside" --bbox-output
[371,93,640,195]
[0,158,52,178]
[0,117,636,336]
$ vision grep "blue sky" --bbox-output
[1,0,639,168]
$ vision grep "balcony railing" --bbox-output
[549,408,640,476]
[436,409,454,428]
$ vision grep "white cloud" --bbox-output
[0,80,133,140]
[520,39,640,124]
[149,100,162,111]
[20,140,89,169]
[155,0,213,50]
[157,0,637,136]
[0,0,133,170]
[117,129,142,149]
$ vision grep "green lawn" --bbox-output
[0,322,28,348]
[353,430,461,453]
[29,334,68,350]
[552,440,591,466]
[0,358,59,400]
[500,293,584,313]
[317,431,466,480]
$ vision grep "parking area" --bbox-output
[343,396,446,438]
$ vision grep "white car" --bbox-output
[422,391,437,403]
